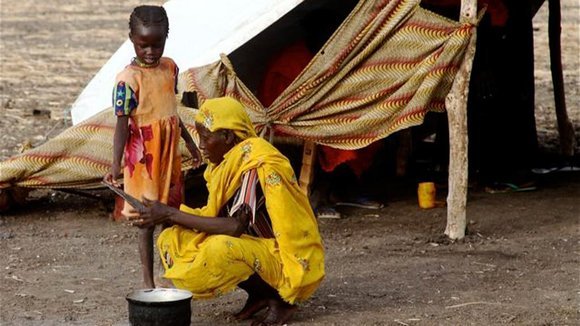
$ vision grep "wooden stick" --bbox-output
[445,0,478,240]
[548,0,576,157]
[298,141,317,196]
[445,301,502,309]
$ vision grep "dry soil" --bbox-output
[0,1,579,325]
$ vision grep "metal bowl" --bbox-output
[126,288,193,326]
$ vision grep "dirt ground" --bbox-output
[1,1,579,325]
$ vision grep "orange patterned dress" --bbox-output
[113,57,183,215]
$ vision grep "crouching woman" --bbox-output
[131,97,325,325]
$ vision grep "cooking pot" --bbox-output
[126,288,193,326]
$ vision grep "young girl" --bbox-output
[103,5,201,289]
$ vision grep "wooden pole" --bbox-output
[548,0,576,157]
[298,141,317,196]
[444,0,477,240]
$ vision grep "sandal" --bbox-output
[531,162,580,174]
[485,182,537,194]
[335,196,384,209]
[316,206,341,219]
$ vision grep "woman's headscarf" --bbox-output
[194,97,257,140]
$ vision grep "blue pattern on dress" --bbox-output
[113,81,138,116]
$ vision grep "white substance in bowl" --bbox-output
[126,288,193,303]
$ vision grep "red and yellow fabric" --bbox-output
[183,0,474,150]
[157,97,325,304]
[0,106,198,190]
[257,40,380,174]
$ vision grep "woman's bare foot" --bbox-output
[235,274,274,320]
[233,295,269,320]
[236,273,295,324]
[251,297,297,326]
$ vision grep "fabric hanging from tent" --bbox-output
[183,0,474,149]
[0,0,475,190]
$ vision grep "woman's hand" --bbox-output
[179,117,203,169]
[187,142,203,169]
[230,204,251,237]
[128,197,173,228]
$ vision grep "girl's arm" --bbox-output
[131,198,249,237]
[179,117,202,168]
[104,116,129,186]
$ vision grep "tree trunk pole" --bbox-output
[444,0,477,240]
[299,141,317,196]
[548,0,576,157]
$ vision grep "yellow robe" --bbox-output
[157,137,325,304]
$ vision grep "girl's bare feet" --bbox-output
[143,278,155,289]
[154,276,174,288]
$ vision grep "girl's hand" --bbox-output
[128,197,172,228]
[103,165,122,187]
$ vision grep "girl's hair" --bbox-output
[129,5,169,38]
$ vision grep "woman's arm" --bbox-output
[131,198,249,237]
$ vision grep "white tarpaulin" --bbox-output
[70,0,304,124]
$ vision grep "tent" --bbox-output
[1,0,480,239]
[70,0,306,124]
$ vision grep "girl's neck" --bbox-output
[132,57,160,68]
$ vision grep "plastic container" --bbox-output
[417,182,436,209]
